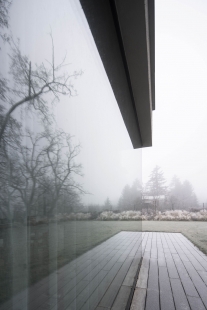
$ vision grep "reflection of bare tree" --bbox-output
[0,19,84,219]
[0,0,11,43]
[59,190,83,214]
[41,129,84,215]
[0,104,21,219]
[8,129,84,217]
[9,131,47,216]
[0,35,82,143]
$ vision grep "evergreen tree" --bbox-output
[168,175,183,210]
[103,197,112,211]
[168,176,198,210]
[118,180,142,211]
[118,185,131,211]
[181,180,198,210]
[145,166,166,213]
[130,179,142,210]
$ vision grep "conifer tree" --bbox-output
[145,166,166,213]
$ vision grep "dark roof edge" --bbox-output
[109,0,143,148]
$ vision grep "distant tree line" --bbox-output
[144,166,198,212]
[118,179,142,211]
[107,166,199,213]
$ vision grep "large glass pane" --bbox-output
[0,0,142,309]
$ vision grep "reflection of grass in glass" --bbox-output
[0,220,207,304]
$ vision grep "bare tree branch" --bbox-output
[0,35,83,143]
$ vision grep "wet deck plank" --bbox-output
[131,232,207,310]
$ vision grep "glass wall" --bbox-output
[0,0,142,308]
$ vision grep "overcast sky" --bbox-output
[143,0,207,204]
[3,0,207,205]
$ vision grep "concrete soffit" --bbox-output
[80,0,155,148]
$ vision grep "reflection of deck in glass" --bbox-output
[0,231,142,310]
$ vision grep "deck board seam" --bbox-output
[169,233,206,310]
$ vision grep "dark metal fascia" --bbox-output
[109,0,143,147]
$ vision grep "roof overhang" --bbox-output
[80,0,155,148]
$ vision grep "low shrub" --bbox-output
[97,210,207,221]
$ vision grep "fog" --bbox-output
[2,0,207,208]
[143,0,207,204]
[4,0,142,207]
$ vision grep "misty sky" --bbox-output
[2,0,207,205]
[143,0,207,204]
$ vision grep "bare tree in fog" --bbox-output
[0,35,82,143]
[0,0,11,43]
[8,131,49,216]
[58,190,83,214]
[0,105,21,175]
[0,104,21,219]
[39,129,84,215]
[7,129,84,217]
[0,1,81,141]
[0,3,85,219]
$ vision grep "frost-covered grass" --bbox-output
[97,210,207,221]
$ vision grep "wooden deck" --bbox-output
[0,231,207,310]
[0,231,142,310]
[131,232,207,310]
